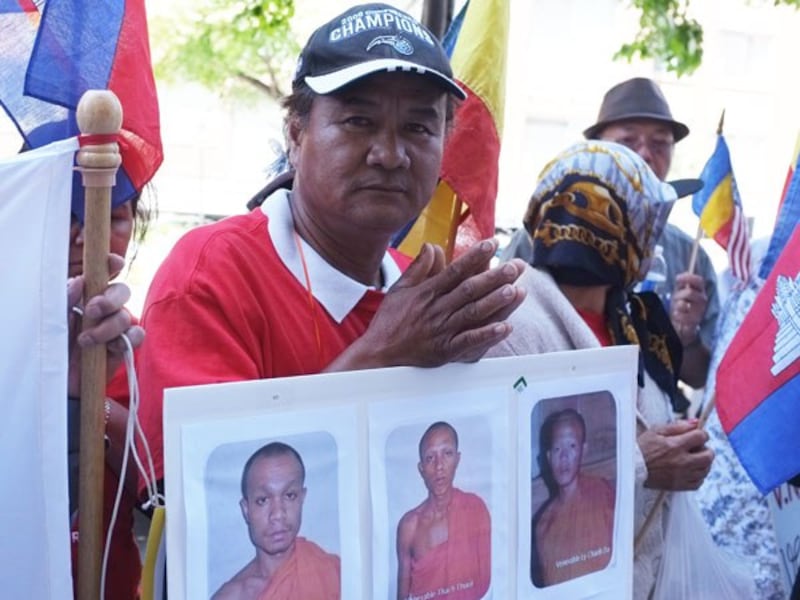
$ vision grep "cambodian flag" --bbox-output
[692,133,751,281]
[393,0,508,259]
[0,0,162,222]
[715,223,800,493]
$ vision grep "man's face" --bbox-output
[288,72,448,241]
[240,453,307,557]
[598,119,675,181]
[418,426,461,497]
[547,420,585,489]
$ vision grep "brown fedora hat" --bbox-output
[583,77,690,142]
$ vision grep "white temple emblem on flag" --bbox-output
[771,273,800,376]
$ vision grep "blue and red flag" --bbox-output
[775,133,800,217]
[759,134,800,280]
[0,0,162,222]
[393,0,508,259]
[715,221,800,493]
[692,132,751,281]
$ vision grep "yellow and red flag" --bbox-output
[775,131,800,220]
[394,0,508,259]
[758,131,800,280]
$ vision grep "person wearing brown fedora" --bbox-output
[583,77,719,394]
[582,77,689,143]
[503,76,719,396]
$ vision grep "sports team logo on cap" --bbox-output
[366,35,414,56]
[292,2,466,100]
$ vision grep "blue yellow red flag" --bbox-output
[394,0,508,259]
[692,133,751,281]
[0,0,162,222]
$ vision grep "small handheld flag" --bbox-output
[691,112,751,281]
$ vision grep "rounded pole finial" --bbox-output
[76,89,123,135]
[75,90,122,183]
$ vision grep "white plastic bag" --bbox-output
[652,492,756,600]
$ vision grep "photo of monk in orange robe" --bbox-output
[531,409,615,587]
[396,421,491,600]
[211,442,340,600]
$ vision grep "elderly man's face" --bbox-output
[598,119,675,181]
[547,420,585,489]
[288,72,448,242]
[418,426,460,497]
[240,453,306,557]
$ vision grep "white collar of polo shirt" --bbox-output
[261,188,402,324]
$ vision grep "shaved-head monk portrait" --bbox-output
[396,421,491,600]
[212,442,340,600]
[531,409,615,587]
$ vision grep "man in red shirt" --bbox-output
[137,2,526,505]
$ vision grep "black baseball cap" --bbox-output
[293,3,466,100]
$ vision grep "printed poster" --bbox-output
[163,347,638,599]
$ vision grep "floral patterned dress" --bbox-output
[696,266,787,599]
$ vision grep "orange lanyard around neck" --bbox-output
[292,230,324,370]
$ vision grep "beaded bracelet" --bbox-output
[104,400,112,449]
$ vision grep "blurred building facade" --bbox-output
[2,0,800,311]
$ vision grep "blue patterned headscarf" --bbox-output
[524,141,678,288]
[524,141,689,411]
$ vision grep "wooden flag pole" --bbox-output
[687,222,704,275]
[75,90,123,600]
[445,197,463,263]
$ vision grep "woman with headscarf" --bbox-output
[488,140,714,598]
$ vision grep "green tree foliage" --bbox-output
[152,0,800,94]
[616,0,800,77]
[152,0,298,101]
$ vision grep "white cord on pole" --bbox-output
[99,332,163,600]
